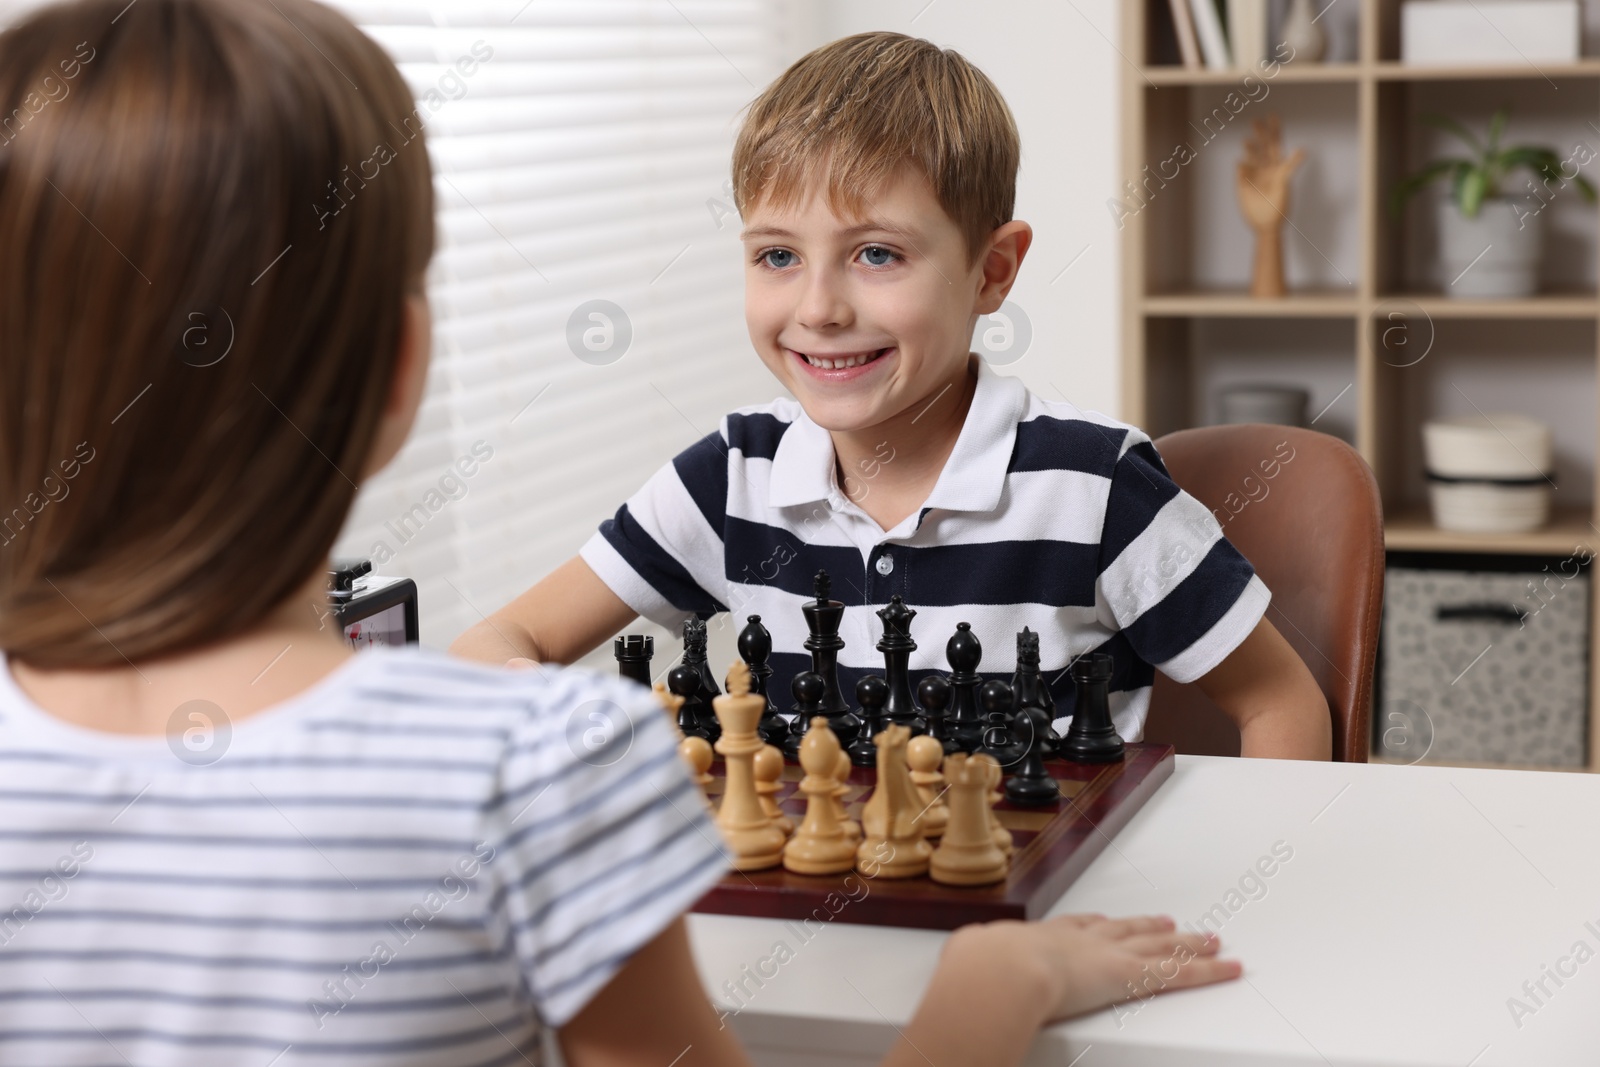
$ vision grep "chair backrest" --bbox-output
[1143,424,1383,762]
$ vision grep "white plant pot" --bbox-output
[1437,197,1542,299]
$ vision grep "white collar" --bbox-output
[766,356,1027,514]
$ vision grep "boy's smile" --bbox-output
[740,170,1010,436]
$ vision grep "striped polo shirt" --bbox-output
[582,357,1270,741]
[0,645,726,1066]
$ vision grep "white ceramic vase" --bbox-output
[1280,0,1327,62]
[1437,197,1542,299]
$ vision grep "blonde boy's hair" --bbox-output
[732,31,1020,265]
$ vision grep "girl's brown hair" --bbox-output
[0,0,435,668]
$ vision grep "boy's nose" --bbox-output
[794,269,852,330]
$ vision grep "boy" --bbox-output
[452,32,1330,760]
[0,4,1237,1065]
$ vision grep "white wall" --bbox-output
[801,0,1126,418]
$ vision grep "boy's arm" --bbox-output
[448,556,638,666]
[559,916,1238,1067]
[1192,616,1331,760]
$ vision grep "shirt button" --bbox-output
[875,553,894,576]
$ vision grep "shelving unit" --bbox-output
[1121,0,1600,769]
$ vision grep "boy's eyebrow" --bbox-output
[739,220,923,242]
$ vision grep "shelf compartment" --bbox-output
[1384,503,1596,554]
[1372,60,1600,82]
[1145,289,1359,316]
[1372,294,1600,319]
[1143,63,1363,86]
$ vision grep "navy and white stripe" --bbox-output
[582,358,1270,741]
[0,646,727,1066]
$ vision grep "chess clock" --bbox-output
[329,559,419,649]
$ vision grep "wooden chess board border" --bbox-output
[690,742,1176,931]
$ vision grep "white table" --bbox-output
[688,755,1600,1066]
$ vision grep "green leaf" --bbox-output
[1459,168,1487,217]
[1486,108,1508,154]
[1390,158,1473,217]
[1422,113,1485,158]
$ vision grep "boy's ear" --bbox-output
[361,291,433,480]
[974,220,1033,315]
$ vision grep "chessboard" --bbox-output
[690,742,1174,931]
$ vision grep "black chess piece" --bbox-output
[944,622,985,754]
[917,673,961,756]
[782,671,828,762]
[1060,652,1124,763]
[876,596,924,735]
[668,664,710,742]
[846,674,889,767]
[976,679,1023,770]
[802,571,853,733]
[681,618,721,703]
[736,615,787,747]
[1011,628,1061,758]
[678,618,720,743]
[613,634,653,689]
[1005,704,1062,807]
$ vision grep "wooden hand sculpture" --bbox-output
[1235,114,1306,298]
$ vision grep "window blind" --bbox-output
[323,1,792,659]
[2,0,796,661]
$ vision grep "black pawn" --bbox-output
[1060,653,1124,763]
[917,673,961,756]
[668,664,710,743]
[846,674,889,767]
[1005,705,1061,807]
[614,634,654,689]
[737,615,786,747]
[802,571,852,724]
[976,679,1022,770]
[876,596,924,735]
[1011,627,1061,758]
[944,622,985,754]
[782,671,828,763]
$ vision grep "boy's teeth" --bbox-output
[807,349,880,370]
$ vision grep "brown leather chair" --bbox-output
[1141,424,1383,762]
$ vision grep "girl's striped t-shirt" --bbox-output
[0,645,727,1066]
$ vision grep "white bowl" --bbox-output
[1428,482,1550,534]
[1423,413,1550,480]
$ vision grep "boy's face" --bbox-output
[740,169,989,434]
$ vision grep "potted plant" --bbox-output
[1390,108,1596,299]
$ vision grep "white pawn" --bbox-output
[906,735,949,839]
[832,748,862,842]
[930,753,1008,886]
[754,744,794,836]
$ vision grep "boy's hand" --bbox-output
[888,913,1240,1066]
[505,657,541,670]
[953,914,1240,1023]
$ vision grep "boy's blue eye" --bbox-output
[859,246,897,267]
[761,249,796,269]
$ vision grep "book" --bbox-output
[1168,0,1203,68]
[1188,0,1232,69]
[1228,0,1267,68]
